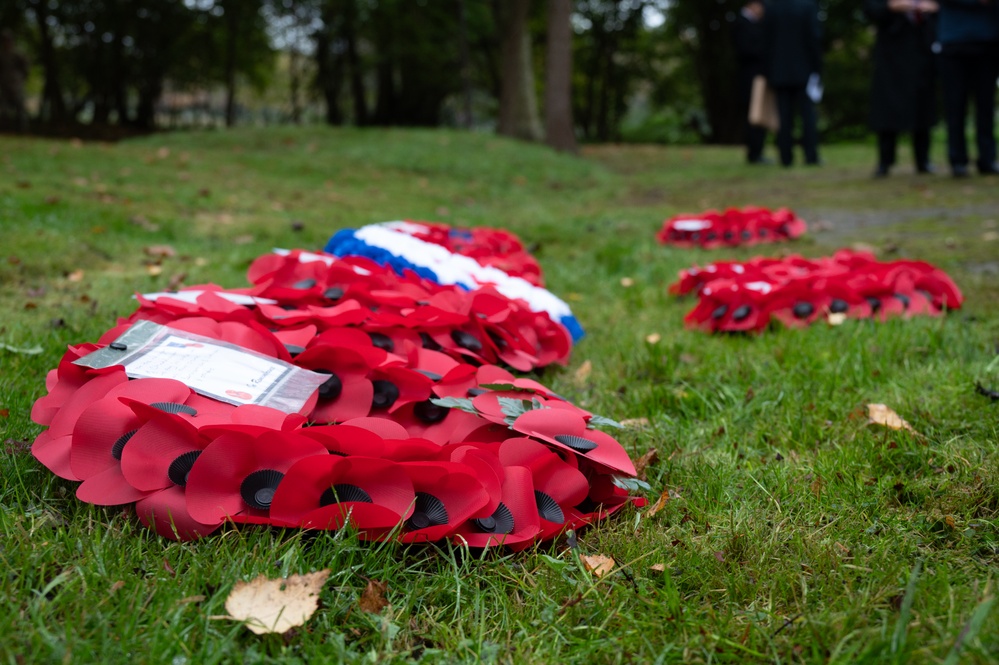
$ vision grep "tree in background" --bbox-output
[545,0,576,152]
[497,0,543,141]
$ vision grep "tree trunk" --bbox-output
[289,47,302,124]
[344,0,368,125]
[32,2,67,123]
[224,1,239,127]
[544,0,576,152]
[315,10,344,125]
[456,0,473,129]
[497,0,541,141]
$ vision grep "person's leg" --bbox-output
[939,53,970,174]
[747,124,767,163]
[913,128,932,173]
[799,87,820,165]
[877,131,897,175]
[775,87,795,166]
[971,56,998,173]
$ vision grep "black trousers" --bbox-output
[939,52,998,170]
[774,85,819,166]
[878,129,931,170]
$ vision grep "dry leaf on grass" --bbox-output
[645,333,662,344]
[224,569,330,635]
[633,447,659,479]
[358,580,389,614]
[573,360,592,386]
[827,312,847,326]
[645,489,670,518]
[143,244,176,258]
[580,554,615,578]
[621,417,651,430]
[866,403,916,433]
[649,563,667,574]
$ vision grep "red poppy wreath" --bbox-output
[30,247,645,547]
[658,206,807,248]
[671,249,963,333]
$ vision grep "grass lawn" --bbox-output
[1,127,998,664]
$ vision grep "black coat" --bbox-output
[864,0,937,131]
[765,0,822,87]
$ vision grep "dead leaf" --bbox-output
[810,476,824,498]
[146,265,163,276]
[144,245,176,258]
[580,554,615,578]
[156,147,170,159]
[358,580,389,614]
[166,273,188,292]
[621,417,650,430]
[178,595,205,605]
[634,448,659,479]
[67,270,84,282]
[620,277,634,287]
[109,580,125,594]
[573,360,592,386]
[982,231,998,242]
[645,333,661,344]
[645,489,670,518]
[851,242,879,255]
[649,563,667,574]
[866,403,916,433]
[0,409,8,418]
[224,569,330,635]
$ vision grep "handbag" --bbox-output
[748,75,779,132]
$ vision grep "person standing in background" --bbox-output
[764,0,823,167]
[865,0,940,177]
[936,0,999,177]
[735,1,771,164]
[0,29,29,133]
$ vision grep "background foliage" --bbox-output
[1,0,877,143]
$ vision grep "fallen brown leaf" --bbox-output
[645,333,662,344]
[223,569,330,635]
[143,244,176,258]
[358,580,389,614]
[67,270,84,282]
[866,403,916,433]
[573,360,592,386]
[580,554,615,578]
[649,563,667,574]
[645,489,670,518]
[634,447,659,479]
[620,277,634,287]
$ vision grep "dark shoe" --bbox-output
[978,162,999,175]
[952,164,970,178]
[873,164,890,178]
[916,163,936,175]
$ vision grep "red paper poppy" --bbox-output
[31,370,130,480]
[269,455,415,536]
[498,437,591,541]
[135,485,223,541]
[184,430,328,525]
[511,408,637,476]
[397,461,490,543]
[451,465,542,548]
